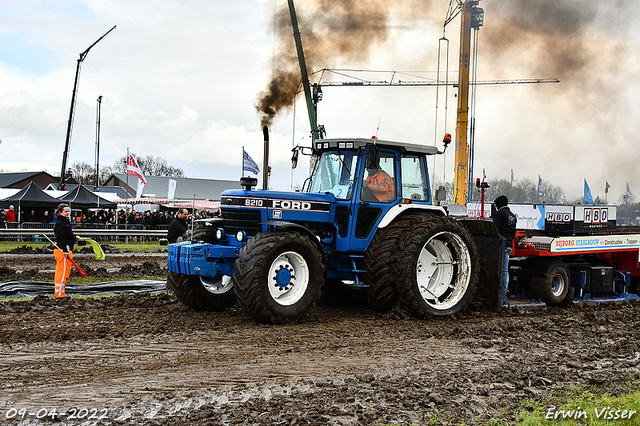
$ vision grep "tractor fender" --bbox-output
[263,221,326,261]
[378,204,447,228]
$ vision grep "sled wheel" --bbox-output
[397,216,478,317]
[167,271,236,311]
[531,264,570,306]
[233,231,325,324]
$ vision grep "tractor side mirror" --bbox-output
[365,146,380,170]
[291,148,299,169]
[435,186,447,203]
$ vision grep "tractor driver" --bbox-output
[362,163,395,203]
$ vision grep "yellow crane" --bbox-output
[444,0,484,205]
[299,1,558,206]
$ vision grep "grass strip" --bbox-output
[514,381,640,425]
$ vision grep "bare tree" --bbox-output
[69,162,113,186]
[110,154,185,178]
[447,177,566,205]
[69,162,95,185]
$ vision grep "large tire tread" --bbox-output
[233,231,325,324]
[363,214,432,311]
[187,219,221,243]
[395,215,479,318]
[167,271,236,311]
[531,264,570,306]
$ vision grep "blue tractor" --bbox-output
[167,138,483,323]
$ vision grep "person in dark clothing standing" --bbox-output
[53,203,78,298]
[167,208,189,243]
[492,195,517,296]
[41,210,53,224]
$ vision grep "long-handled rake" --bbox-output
[40,234,88,278]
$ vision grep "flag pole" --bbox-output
[192,193,196,235]
[125,148,129,241]
[242,146,244,178]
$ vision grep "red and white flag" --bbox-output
[126,149,147,185]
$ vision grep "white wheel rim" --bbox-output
[200,275,232,295]
[416,231,472,311]
[551,273,565,297]
[268,251,310,306]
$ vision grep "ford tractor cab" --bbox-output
[167,138,479,324]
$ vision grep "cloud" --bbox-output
[0,0,639,199]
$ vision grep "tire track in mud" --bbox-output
[1,334,474,407]
[0,292,639,424]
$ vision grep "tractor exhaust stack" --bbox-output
[262,126,269,190]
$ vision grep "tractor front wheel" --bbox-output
[167,271,236,311]
[233,231,325,324]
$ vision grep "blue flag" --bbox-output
[584,179,594,204]
[243,149,260,175]
[538,175,544,198]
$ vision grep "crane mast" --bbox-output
[451,1,482,205]
[287,0,324,142]
[58,25,115,190]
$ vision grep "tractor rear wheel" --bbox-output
[362,218,410,311]
[167,271,236,311]
[233,231,325,324]
[396,216,478,317]
[531,263,570,306]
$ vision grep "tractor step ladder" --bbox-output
[350,254,367,287]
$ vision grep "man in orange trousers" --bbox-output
[53,204,77,298]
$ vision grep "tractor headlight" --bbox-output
[235,230,246,243]
[215,228,225,240]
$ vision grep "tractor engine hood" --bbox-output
[220,189,335,223]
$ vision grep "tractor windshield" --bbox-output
[309,150,358,200]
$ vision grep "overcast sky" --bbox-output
[1,0,639,201]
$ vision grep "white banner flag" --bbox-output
[168,179,177,199]
[136,179,145,198]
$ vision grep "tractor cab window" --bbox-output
[400,154,430,201]
[309,150,358,200]
[360,151,396,203]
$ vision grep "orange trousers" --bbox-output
[54,249,73,298]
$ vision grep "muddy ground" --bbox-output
[0,251,639,425]
[0,245,168,282]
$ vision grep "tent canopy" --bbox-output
[0,181,62,210]
[57,185,117,209]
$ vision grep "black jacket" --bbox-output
[167,217,188,243]
[492,206,517,244]
[54,215,76,252]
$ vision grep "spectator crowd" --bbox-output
[0,206,220,229]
